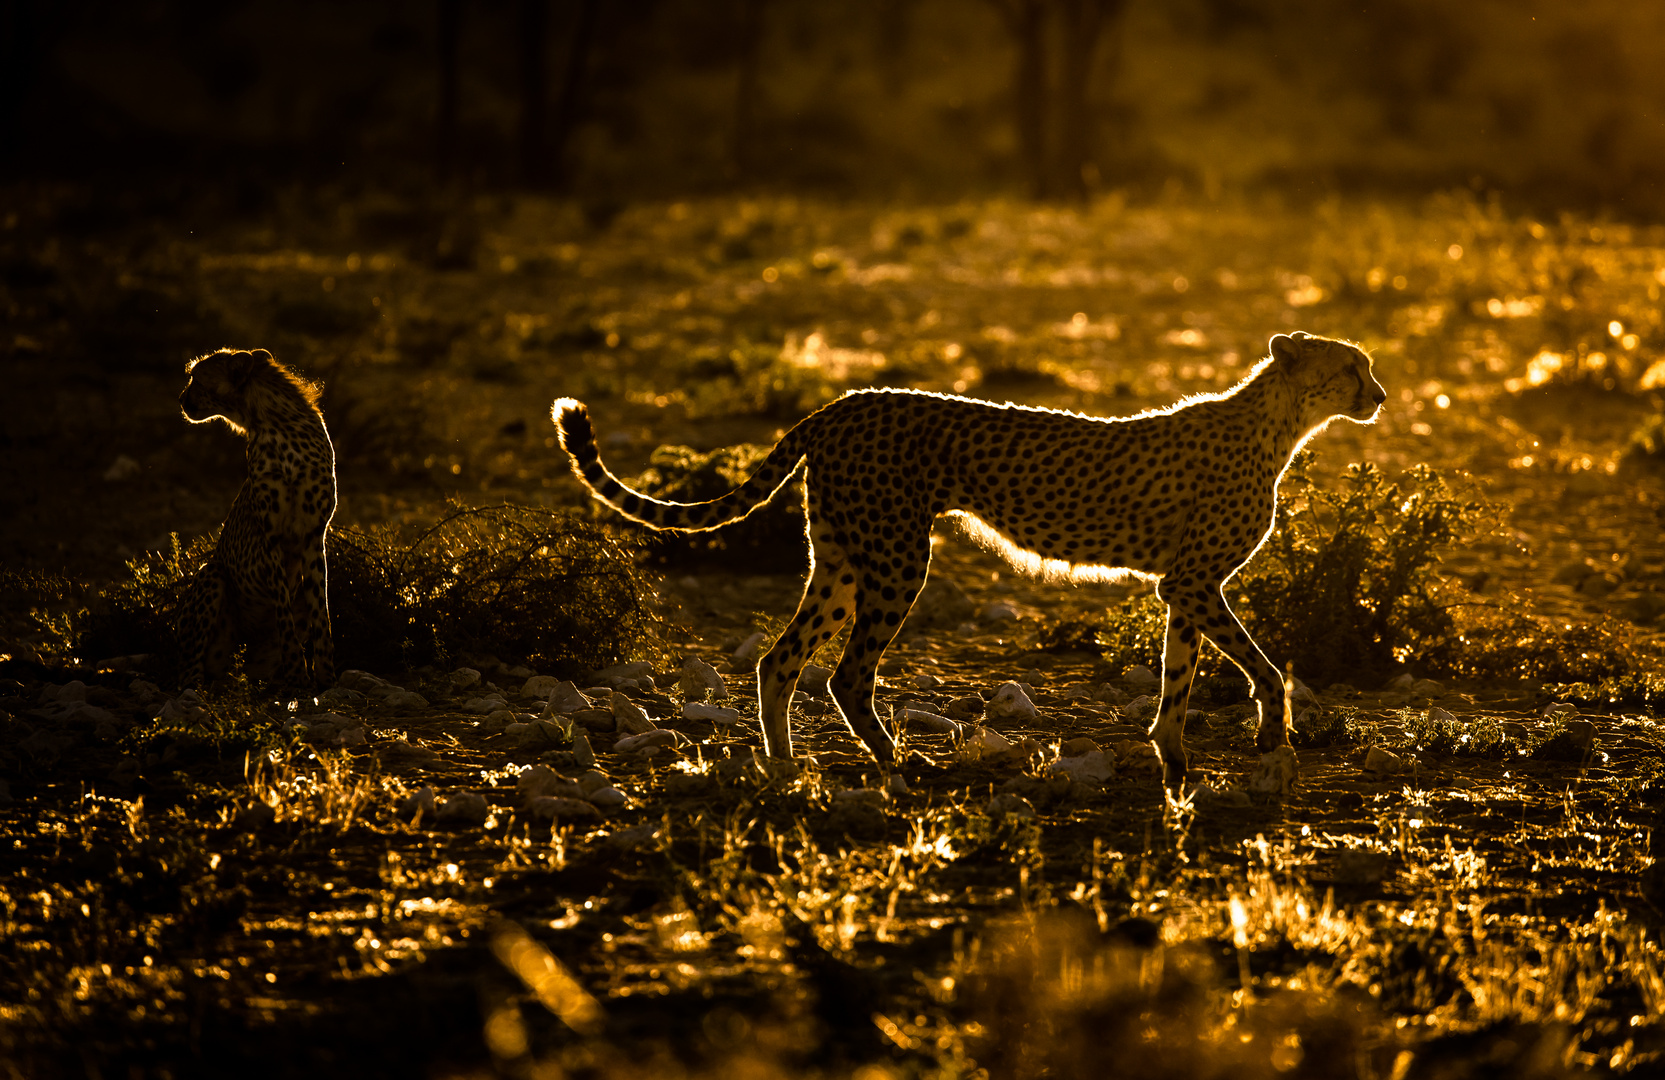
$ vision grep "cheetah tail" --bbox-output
[551,397,806,533]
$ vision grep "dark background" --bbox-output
[5,0,1664,209]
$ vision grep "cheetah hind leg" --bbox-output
[756,531,857,760]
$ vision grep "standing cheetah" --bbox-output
[177,348,337,690]
[554,331,1385,791]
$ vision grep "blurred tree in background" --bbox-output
[0,0,1661,209]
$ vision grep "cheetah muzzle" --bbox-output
[554,331,1386,793]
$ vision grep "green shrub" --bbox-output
[1442,610,1641,683]
[1397,707,1513,758]
[1234,454,1487,686]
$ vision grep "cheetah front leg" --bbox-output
[756,529,856,759]
[300,527,335,687]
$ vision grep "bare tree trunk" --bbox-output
[550,0,602,191]
[518,0,551,187]
[435,0,461,183]
[1053,0,1120,201]
[731,0,765,182]
[990,0,1050,200]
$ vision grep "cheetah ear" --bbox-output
[226,350,259,387]
[250,348,273,362]
[1269,334,1304,367]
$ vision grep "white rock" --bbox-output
[542,681,592,714]
[611,691,658,735]
[614,729,687,753]
[1049,750,1115,786]
[587,786,630,811]
[885,773,910,796]
[986,793,1036,820]
[683,702,741,725]
[435,792,490,827]
[894,706,960,736]
[731,632,768,667]
[1121,695,1157,722]
[986,681,1039,723]
[1249,745,1298,797]
[679,657,728,702]
[464,694,509,714]
[1123,664,1160,690]
[525,796,600,823]
[798,664,833,696]
[1427,706,1457,725]
[521,675,560,700]
[448,667,482,690]
[960,725,1017,761]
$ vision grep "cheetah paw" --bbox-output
[1248,745,1297,798]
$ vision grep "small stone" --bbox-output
[235,801,277,831]
[798,664,833,696]
[339,669,392,694]
[128,680,162,705]
[588,786,631,811]
[384,689,429,710]
[1249,745,1298,797]
[894,706,959,736]
[517,765,585,801]
[611,691,658,735]
[1386,673,1416,691]
[594,660,655,683]
[1364,746,1410,775]
[1194,785,1252,809]
[336,725,368,747]
[731,632,768,668]
[1543,701,1579,720]
[915,673,943,690]
[317,686,366,709]
[1112,740,1160,773]
[679,657,728,702]
[482,709,517,734]
[1409,678,1445,698]
[986,682,1039,724]
[986,793,1037,820]
[1050,750,1115,785]
[683,702,741,725]
[1121,695,1157,722]
[1123,665,1160,690]
[1334,848,1392,886]
[960,725,1018,761]
[614,729,687,754]
[377,740,441,768]
[464,694,509,714]
[570,707,616,732]
[398,786,437,823]
[1427,706,1457,724]
[1092,682,1128,705]
[1060,737,1102,757]
[42,680,87,704]
[525,796,600,823]
[832,788,889,807]
[716,751,766,785]
[942,695,986,722]
[572,732,596,768]
[448,667,482,690]
[502,722,532,744]
[544,682,593,714]
[521,675,560,700]
[435,792,490,827]
[981,601,1019,624]
[505,665,534,680]
[884,773,910,796]
[606,824,660,850]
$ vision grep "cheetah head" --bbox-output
[180,348,270,432]
[1271,332,1387,427]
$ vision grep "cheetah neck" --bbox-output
[1231,362,1308,463]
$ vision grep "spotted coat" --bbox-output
[177,348,337,690]
[554,331,1385,790]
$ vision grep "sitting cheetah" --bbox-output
[176,348,337,690]
[553,331,1385,790]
